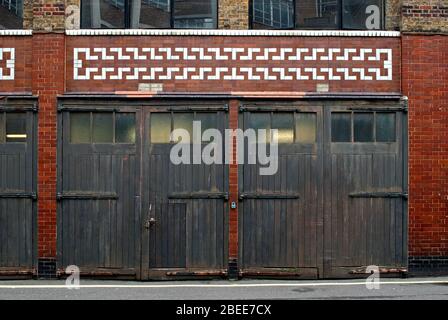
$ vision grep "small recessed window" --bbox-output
[296,113,317,144]
[70,111,136,144]
[343,0,384,30]
[82,0,218,29]
[116,113,136,144]
[331,113,351,142]
[0,0,24,29]
[252,0,294,29]
[6,113,27,143]
[332,110,397,144]
[354,113,374,142]
[173,113,194,143]
[173,0,217,29]
[196,113,217,136]
[272,113,294,144]
[93,113,114,143]
[136,0,171,28]
[81,0,125,28]
[296,0,339,29]
[376,113,396,142]
[150,113,171,144]
[70,113,91,144]
[250,113,271,144]
[251,0,384,30]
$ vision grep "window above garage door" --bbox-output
[70,111,136,144]
[331,111,395,143]
[247,112,317,144]
[0,112,27,143]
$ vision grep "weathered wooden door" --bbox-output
[58,107,140,277]
[323,103,408,278]
[238,104,323,278]
[0,108,36,276]
[141,104,228,279]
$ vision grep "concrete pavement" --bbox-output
[0,277,448,300]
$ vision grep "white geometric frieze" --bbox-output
[0,48,15,81]
[73,47,393,82]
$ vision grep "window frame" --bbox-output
[69,111,137,145]
[246,111,318,145]
[80,0,219,29]
[249,0,385,30]
[331,110,397,144]
[250,0,297,30]
[149,111,222,145]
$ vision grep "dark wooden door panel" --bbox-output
[323,105,408,278]
[0,110,36,272]
[143,109,228,277]
[239,107,323,276]
[58,111,139,276]
[150,203,187,269]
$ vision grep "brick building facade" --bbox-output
[0,0,446,279]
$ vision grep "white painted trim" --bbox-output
[66,29,401,37]
[0,280,447,289]
[0,30,32,36]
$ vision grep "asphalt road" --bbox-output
[0,277,447,300]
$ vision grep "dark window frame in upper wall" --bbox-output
[0,0,24,29]
[80,0,219,29]
[249,0,386,30]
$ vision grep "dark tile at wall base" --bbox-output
[37,258,57,279]
[409,257,448,276]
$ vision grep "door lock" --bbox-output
[145,218,156,229]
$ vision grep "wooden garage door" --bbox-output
[141,104,228,279]
[0,108,36,276]
[323,103,408,278]
[58,108,140,277]
[239,104,323,278]
[239,101,407,279]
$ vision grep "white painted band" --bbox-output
[66,29,401,37]
[0,30,32,36]
[0,280,447,289]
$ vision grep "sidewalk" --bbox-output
[0,277,447,300]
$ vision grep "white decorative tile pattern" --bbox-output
[0,30,32,36]
[0,48,15,81]
[73,47,393,82]
[67,29,401,37]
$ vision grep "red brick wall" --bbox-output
[0,37,32,93]
[66,36,401,94]
[5,33,447,268]
[228,100,239,261]
[403,34,448,258]
[32,33,65,258]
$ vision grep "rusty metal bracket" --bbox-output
[56,192,119,201]
[0,192,37,201]
[239,106,304,113]
[57,105,120,113]
[239,193,300,200]
[168,192,229,201]
[349,192,408,199]
[347,106,408,113]
[166,270,227,277]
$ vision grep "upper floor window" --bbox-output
[0,0,24,29]
[251,0,384,30]
[81,0,218,29]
